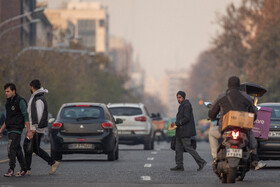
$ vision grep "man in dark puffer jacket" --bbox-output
[0,83,33,177]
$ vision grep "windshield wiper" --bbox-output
[76,117,98,121]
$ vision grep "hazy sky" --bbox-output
[42,0,239,79]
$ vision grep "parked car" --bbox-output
[257,103,280,160]
[0,106,6,136]
[49,102,121,161]
[107,103,154,150]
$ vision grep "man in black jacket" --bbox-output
[208,76,266,170]
[0,83,33,177]
[170,91,207,171]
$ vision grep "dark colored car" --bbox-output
[0,106,7,136]
[50,102,121,161]
[258,103,280,160]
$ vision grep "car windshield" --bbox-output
[269,106,280,121]
[261,105,280,121]
[109,107,142,116]
[60,106,103,121]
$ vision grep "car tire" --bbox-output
[151,138,154,150]
[51,150,62,161]
[115,145,119,160]
[108,146,116,161]
[144,137,153,150]
[51,143,62,161]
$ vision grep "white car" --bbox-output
[108,103,154,150]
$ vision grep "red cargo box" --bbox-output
[252,107,272,140]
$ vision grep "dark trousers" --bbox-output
[7,132,26,171]
[23,132,55,170]
[175,137,205,167]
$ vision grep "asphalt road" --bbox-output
[0,139,280,187]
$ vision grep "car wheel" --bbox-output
[115,145,119,160]
[144,138,152,150]
[51,144,62,161]
[51,150,62,161]
[108,145,116,161]
[151,138,154,150]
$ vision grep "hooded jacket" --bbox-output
[28,88,48,133]
[175,99,197,138]
[208,88,257,130]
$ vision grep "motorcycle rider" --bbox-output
[208,76,266,170]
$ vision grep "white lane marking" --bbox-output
[151,151,157,154]
[147,157,154,160]
[144,164,152,167]
[141,176,151,181]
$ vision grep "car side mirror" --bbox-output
[115,118,123,124]
[48,118,55,124]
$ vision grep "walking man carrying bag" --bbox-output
[170,91,207,171]
[23,80,60,175]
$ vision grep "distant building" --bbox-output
[44,1,109,53]
[160,70,188,118]
[130,58,145,99]
[109,36,145,99]
[35,2,53,47]
[109,36,133,79]
[0,0,37,46]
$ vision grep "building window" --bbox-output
[99,19,105,27]
[78,19,96,48]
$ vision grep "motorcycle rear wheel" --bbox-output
[221,174,227,183]
[227,167,237,183]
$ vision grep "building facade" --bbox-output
[44,1,109,53]
[109,36,133,79]
[0,0,37,47]
[34,2,53,47]
[160,70,188,118]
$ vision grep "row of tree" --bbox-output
[187,0,280,120]
[0,42,139,115]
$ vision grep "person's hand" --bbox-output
[27,131,34,140]
[170,122,176,127]
[0,131,2,139]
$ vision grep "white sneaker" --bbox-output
[255,162,266,170]
[49,161,60,175]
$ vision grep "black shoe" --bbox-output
[197,161,207,171]
[170,166,184,171]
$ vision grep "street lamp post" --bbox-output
[10,46,95,82]
[0,8,44,30]
[0,19,40,40]
[14,46,95,62]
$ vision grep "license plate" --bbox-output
[119,131,131,135]
[68,144,93,149]
[156,132,161,136]
[269,131,280,137]
[226,148,242,158]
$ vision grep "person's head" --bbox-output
[228,76,240,89]
[30,79,41,93]
[176,91,186,104]
[4,83,16,99]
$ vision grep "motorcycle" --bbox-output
[209,82,267,183]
